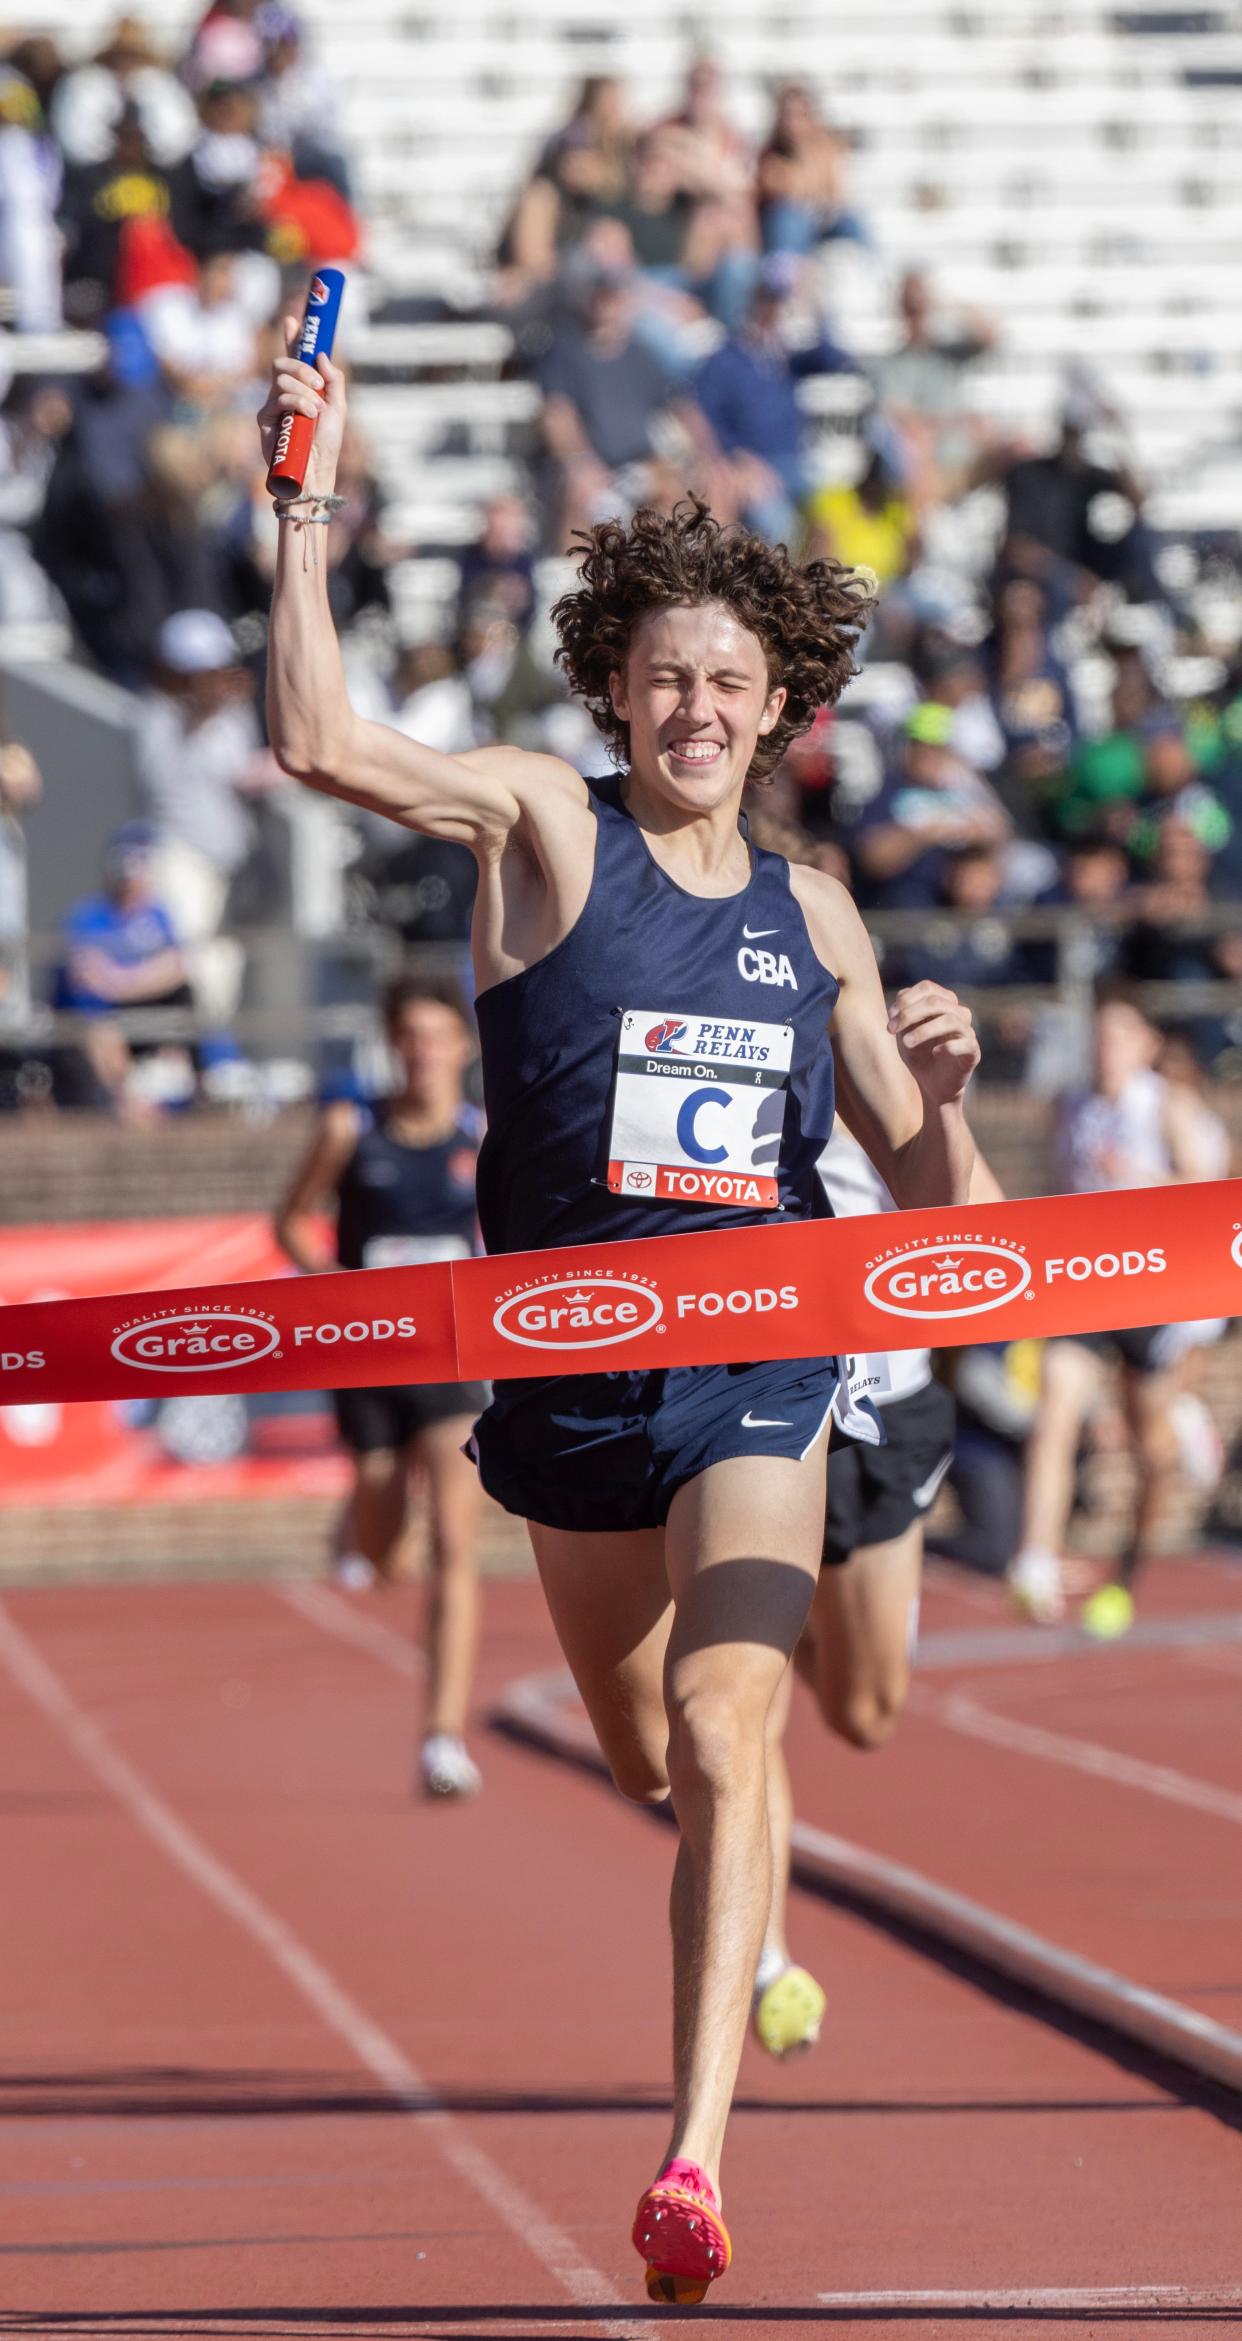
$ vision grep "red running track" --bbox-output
[1,1557,1240,2340]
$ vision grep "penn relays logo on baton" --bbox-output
[267,265,347,496]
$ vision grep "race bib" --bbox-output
[361,1234,472,1269]
[607,1008,793,1210]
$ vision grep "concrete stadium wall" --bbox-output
[0,656,138,934]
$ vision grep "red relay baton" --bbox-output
[266,266,347,497]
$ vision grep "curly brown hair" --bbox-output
[551,498,876,782]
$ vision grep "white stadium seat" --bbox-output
[27,0,1242,562]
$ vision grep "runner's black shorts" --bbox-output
[332,1381,490,1454]
[823,1379,956,1566]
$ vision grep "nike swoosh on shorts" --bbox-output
[741,1410,793,1429]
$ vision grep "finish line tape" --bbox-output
[2,1181,1239,1405]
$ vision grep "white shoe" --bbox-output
[333,1552,377,1592]
[1008,1548,1066,1625]
[420,1734,482,1800]
[1171,1394,1224,1493]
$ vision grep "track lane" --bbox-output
[3,1575,1241,2338]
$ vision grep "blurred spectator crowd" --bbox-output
[1,16,1242,1120]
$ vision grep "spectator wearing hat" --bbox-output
[999,385,1151,597]
[59,101,194,324]
[132,608,272,965]
[847,701,1011,911]
[694,258,855,543]
[56,821,193,1115]
[51,17,197,169]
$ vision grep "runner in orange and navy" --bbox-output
[261,326,981,2303]
[276,974,488,1800]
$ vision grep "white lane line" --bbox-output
[0,1602,641,2339]
[913,1686,1242,1827]
[276,1580,422,1678]
[817,2287,1242,2311]
[499,1668,1242,2097]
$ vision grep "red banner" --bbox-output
[0,1217,345,1504]
[0,1181,1238,1406]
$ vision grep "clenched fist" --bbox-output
[888,981,980,1105]
[256,313,348,500]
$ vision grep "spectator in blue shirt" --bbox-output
[848,701,1012,910]
[694,256,855,542]
[57,820,192,1113]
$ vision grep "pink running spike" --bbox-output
[631,2159,732,2305]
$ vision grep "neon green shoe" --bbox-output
[752,1962,826,2058]
[1081,1583,1136,1640]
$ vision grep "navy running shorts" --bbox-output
[470,1356,842,1533]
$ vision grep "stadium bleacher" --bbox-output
[13,0,1241,622]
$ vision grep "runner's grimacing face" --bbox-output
[610,603,785,810]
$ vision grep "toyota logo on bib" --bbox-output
[864,1239,1031,1320]
[492,1272,663,1350]
[111,1306,281,1372]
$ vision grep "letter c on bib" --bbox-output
[677,1086,729,1165]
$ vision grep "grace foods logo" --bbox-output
[110,1304,281,1373]
[492,1271,664,1351]
[864,1235,1031,1321]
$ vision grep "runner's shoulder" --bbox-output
[784,860,873,979]
[318,1096,366,1149]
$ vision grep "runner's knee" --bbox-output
[611,1753,672,1806]
[666,1681,765,1803]
[824,1671,907,1751]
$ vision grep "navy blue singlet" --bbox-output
[336,1108,481,1270]
[474,776,838,1256]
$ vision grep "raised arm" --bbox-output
[257,323,586,851]
[791,866,980,1210]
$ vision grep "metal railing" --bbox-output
[1,907,1239,1063]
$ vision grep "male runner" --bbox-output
[1009,985,1216,1636]
[275,973,488,1798]
[259,326,980,2302]
[755,1122,992,2057]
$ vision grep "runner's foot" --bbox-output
[333,1551,377,1591]
[1171,1393,1224,1493]
[1008,1547,1065,1625]
[420,1734,482,1799]
[632,2157,731,2304]
[752,1958,826,2057]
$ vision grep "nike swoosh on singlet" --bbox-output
[741,1410,793,1429]
[911,1451,954,1510]
[741,924,780,940]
